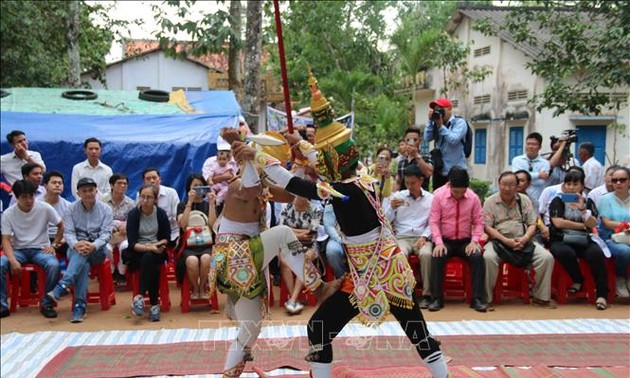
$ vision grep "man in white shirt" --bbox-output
[384,164,434,308]
[587,165,618,207]
[141,167,180,242]
[0,130,46,187]
[578,142,604,194]
[0,180,63,319]
[8,162,47,207]
[70,137,113,200]
[42,171,72,253]
[511,132,550,215]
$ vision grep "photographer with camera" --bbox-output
[424,98,468,190]
[397,128,433,192]
[546,131,580,186]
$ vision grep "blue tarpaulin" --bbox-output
[0,89,241,203]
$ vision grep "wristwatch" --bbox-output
[52,242,61,249]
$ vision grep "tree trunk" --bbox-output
[242,1,262,133]
[228,0,243,100]
[66,0,81,88]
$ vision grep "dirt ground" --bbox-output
[2,283,629,335]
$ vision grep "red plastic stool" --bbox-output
[10,264,46,312]
[130,263,171,312]
[279,272,317,308]
[407,254,424,297]
[86,259,116,310]
[553,258,616,304]
[180,274,219,313]
[493,262,531,304]
[443,257,472,303]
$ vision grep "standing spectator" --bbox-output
[1,130,46,187]
[141,168,180,242]
[427,167,487,312]
[176,174,217,299]
[278,194,323,314]
[578,142,604,194]
[548,170,609,310]
[71,137,113,200]
[47,178,112,322]
[546,137,580,186]
[9,162,46,206]
[397,128,433,191]
[384,164,434,308]
[597,167,630,298]
[42,171,71,255]
[322,203,347,279]
[0,180,63,319]
[101,173,135,285]
[423,98,467,190]
[127,184,171,322]
[482,172,555,309]
[368,146,396,200]
[588,165,618,207]
[511,132,550,215]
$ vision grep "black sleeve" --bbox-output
[285,176,320,200]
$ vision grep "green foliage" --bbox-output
[473,0,630,116]
[152,0,240,60]
[470,178,491,203]
[391,1,491,97]
[0,1,121,87]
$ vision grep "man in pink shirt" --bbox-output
[428,167,487,312]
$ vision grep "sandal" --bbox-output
[596,297,607,311]
[568,283,582,294]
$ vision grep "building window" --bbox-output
[172,86,185,91]
[474,94,491,105]
[136,86,151,91]
[508,126,524,163]
[473,45,491,57]
[474,128,487,164]
[507,90,528,101]
[451,99,459,108]
[186,87,202,91]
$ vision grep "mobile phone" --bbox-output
[194,186,211,195]
[561,193,579,203]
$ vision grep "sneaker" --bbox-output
[47,283,70,304]
[615,277,630,298]
[0,307,9,318]
[148,305,160,322]
[70,304,86,323]
[418,296,432,310]
[132,295,145,317]
[40,305,58,318]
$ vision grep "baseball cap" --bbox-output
[429,98,452,109]
[76,177,97,190]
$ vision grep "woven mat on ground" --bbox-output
[36,333,630,378]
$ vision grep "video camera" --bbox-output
[431,108,445,121]
[551,129,578,145]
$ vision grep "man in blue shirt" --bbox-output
[47,177,113,323]
[423,98,468,190]
[512,132,550,215]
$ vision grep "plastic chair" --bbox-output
[86,259,116,310]
[493,262,531,304]
[130,262,171,312]
[180,274,219,313]
[278,272,317,307]
[443,257,473,303]
[553,257,616,304]
[10,263,46,312]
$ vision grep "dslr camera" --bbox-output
[431,108,445,121]
[551,129,577,144]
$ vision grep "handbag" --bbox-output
[562,229,590,248]
[185,210,213,247]
[611,232,630,245]
[491,194,535,268]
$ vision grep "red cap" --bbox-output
[429,98,452,109]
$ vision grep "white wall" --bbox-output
[82,51,208,91]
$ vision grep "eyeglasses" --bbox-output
[139,195,155,201]
[611,178,628,184]
[499,183,517,189]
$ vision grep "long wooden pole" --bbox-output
[272,0,293,134]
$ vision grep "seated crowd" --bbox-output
[1,109,629,323]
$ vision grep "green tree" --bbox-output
[473,0,630,116]
[0,1,125,87]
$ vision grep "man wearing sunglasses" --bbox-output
[511,132,550,216]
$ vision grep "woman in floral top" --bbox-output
[279,195,323,314]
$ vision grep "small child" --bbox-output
[208,150,236,205]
